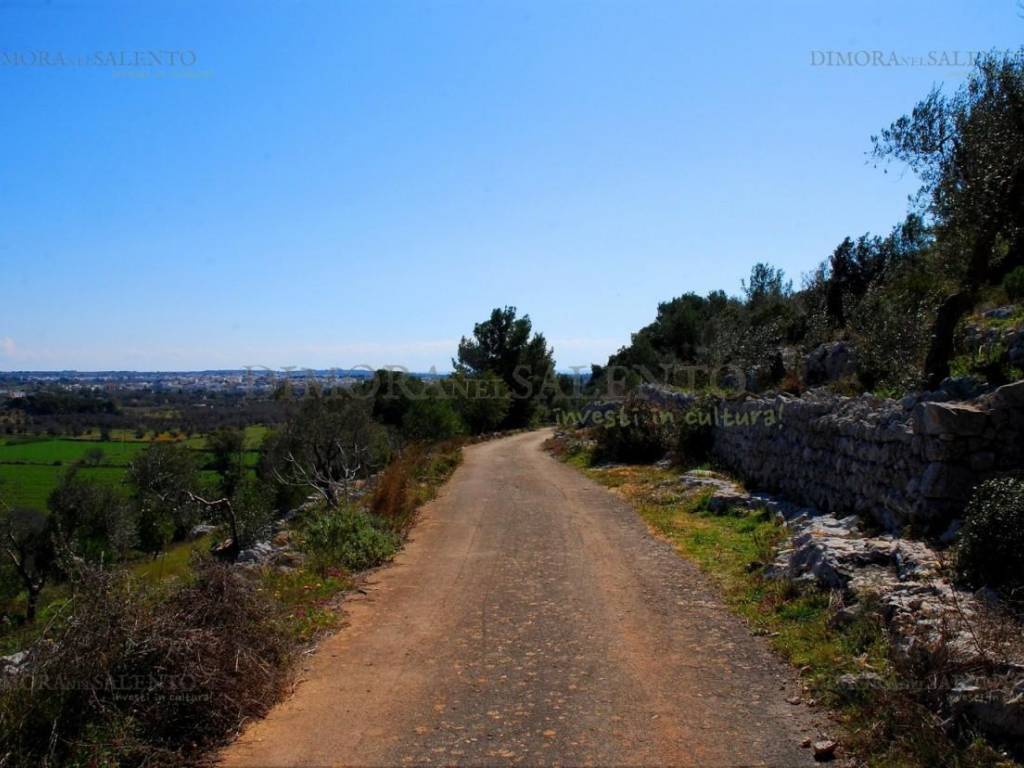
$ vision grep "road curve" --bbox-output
[220,430,820,767]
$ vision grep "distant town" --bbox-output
[0,368,440,398]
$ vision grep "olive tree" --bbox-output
[872,51,1024,386]
[126,442,201,554]
[0,504,55,621]
[265,395,390,508]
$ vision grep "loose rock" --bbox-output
[812,739,837,761]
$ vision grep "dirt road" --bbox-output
[221,430,820,767]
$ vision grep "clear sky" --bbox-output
[0,0,1020,372]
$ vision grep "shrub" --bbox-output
[368,442,463,535]
[300,507,399,575]
[263,396,392,508]
[228,476,274,551]
[450,373,511,434]
[955,476,1024,599]
[674,401,714,468]
[1004,265,1024,301]
[127,442,201,551]
[592,399,676,464]
[420,441,463,486]
[849,283,933,393]
[0,560,292,766]
[402,398,465,440]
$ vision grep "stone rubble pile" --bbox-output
[677,469,1024,744]
[804,341,859,386]
[236,525,305,569]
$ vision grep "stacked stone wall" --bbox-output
[638,381,1024,533]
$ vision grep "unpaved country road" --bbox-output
[221,430,821,767]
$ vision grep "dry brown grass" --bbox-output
[371,441,462,535]
[0,559,293,767]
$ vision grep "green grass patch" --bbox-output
[258,567,352,643]
[130,534,215,585]
[0,438,148,466]
[0,464,127,509]
[0,462,243,512]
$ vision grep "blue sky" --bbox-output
[0,0,1020,372]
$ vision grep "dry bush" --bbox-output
[370,444,423,534]
[370,441,462,536]
[779,369,805,395]
[0,559,292,767]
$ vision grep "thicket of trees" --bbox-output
[348,305,563,436]
[454,306,557,427]
[873,54,1024,387]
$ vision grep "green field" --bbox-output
[0,464,239,511]
[0,430,267,511]
[0,465,127,509]
[49,424,269,450]
[182,425,269,451]
[0,438,149,466]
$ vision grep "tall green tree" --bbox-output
[742,263,792,310]
[402,397,465,440]
[454,307,556,428]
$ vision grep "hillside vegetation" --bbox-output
[594,51,1024,399]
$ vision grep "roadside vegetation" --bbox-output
[0,409,463,766]
[954,476,1024,605]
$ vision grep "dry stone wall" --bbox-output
[705,381,1024,534]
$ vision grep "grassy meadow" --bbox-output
[0,427,265,511]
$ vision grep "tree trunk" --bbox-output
[25,584,39,622]
[924,291,976,389]
[226,510,241,561]
[922,233,1002,390]
[324,483,340,509]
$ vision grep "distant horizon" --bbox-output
[0,366,596,376]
